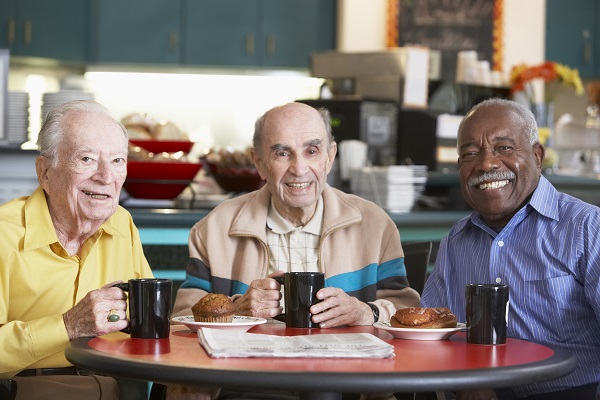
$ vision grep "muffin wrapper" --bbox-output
[193,314,234,323]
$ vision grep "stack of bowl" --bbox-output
[125,140,201,200]
[201,156,265,193]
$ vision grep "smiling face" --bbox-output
[457,103,544,228]
[37,109,128,231]
[251,103,336,226]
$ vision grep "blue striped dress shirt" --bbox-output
[421,176,600,397]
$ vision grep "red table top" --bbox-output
[66,323,575,393]
[87,324,551,373]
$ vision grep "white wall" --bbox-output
[503,0,546,76]
[336,0,388,52]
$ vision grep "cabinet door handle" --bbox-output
[168,31,178,52]
[8,19,15,45]
[246,33,254,55]
[267,33,275,56]
[583,29,592,64]
[23,20,32,46]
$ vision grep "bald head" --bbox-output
[253,103,333,157]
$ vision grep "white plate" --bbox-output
[374,321,466,341]
[171,315,267,332]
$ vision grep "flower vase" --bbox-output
[531,102,558,172]
[531,102,555,145]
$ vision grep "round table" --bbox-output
[66,324,576,400]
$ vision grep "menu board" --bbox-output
[398,0,495,81]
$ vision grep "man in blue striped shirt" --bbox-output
[422,98,600,400]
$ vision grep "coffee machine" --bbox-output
[296,98,398,166]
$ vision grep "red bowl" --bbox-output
[201,158,265,193]
[129,139,194,154]
[212,172,266,193]
[124,160,202,199]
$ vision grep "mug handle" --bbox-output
[273,276,285,285]
[113,282,129,292]
[271,276,285,321]
[112,282,131,334]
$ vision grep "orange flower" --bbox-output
[509,61,583,103]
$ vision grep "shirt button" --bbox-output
[498,241,504,247]
[496,277,502,283]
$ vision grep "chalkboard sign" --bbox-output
[399,0,495,81]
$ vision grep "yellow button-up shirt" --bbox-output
[0,187,153,377]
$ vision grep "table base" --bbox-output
[300,392,340,400]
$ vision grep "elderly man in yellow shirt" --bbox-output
[0,100,153,400]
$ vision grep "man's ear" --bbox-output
[35,156,49,187]
[326,142,337,175]
[533,143,545,170]
[250,147,267,181]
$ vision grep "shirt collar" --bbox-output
[527,175,559,221]
[23,186,123,251]
[267,196,324,235]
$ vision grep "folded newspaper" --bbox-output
[198,328,394,359]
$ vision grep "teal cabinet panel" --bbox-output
[0,2,17,51]
[545,0,599,78]
[183,0,335,68]
[259,0,335,68]
[183,0,259,66]
[90,0,181,64]
[1,0,88,62]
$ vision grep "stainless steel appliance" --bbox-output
[296,98,398,166]
[310,49,442,102]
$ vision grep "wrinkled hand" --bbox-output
[310,287,373,328]
[457,389,498,400]
[62,281,128,340]
[233,272,283,319]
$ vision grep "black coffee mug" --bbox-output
[465,283,509,345]
[114,278,173,339]
[275,272,324,328]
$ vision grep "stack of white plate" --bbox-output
[41,90,95,121]
[3,91,29,147]
[350,165,428,213]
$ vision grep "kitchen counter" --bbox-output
[131,207,470,282]
[130,208,472,246]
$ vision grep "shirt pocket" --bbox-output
[524,275,586,343]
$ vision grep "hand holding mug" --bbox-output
[233,273,283,319]
[310,287,374,328]
[62,281,128,340]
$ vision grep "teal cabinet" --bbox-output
[90,0,181,64]
[183,0,336,68]
[261,0,336,68]
[545,0,600,78]
[183,0,259,67]
[0,0,88,62]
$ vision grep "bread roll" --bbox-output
[391,307,457,329]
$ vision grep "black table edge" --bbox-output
[66,337,577,393]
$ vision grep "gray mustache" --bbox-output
[468,170,516,186]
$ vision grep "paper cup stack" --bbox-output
[339,140,368,181]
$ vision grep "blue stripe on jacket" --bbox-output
[181,257,407,300]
